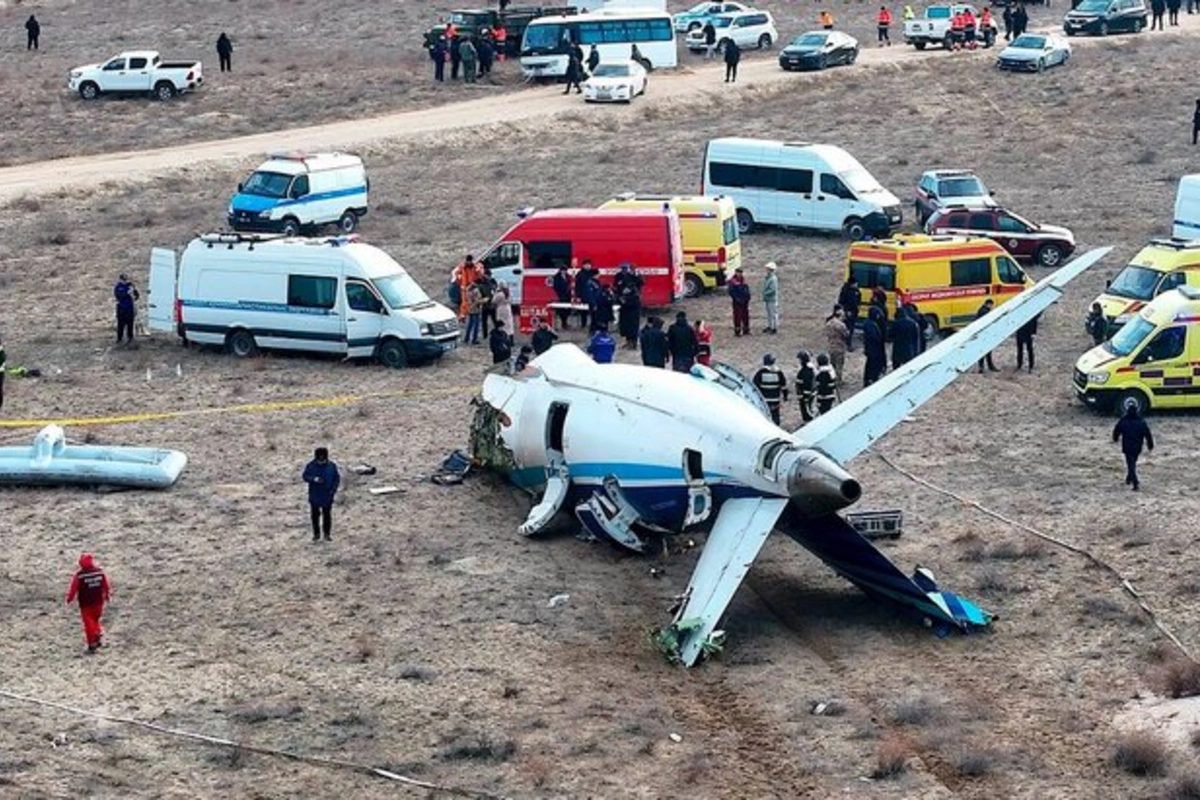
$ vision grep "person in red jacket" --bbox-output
[695,319,713,366]
[949,11,966,50]
[65,553,111,653]
[877,6,893,46]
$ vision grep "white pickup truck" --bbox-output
[903,4,996,49]
[68,51,203,101]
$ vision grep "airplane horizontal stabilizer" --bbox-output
[777,508,993,633]
[661,496,789,667]
[793,247,1111,465]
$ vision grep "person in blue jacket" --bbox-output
[113,274,140,344]
[302,447,341,542]
[586,325,617,364]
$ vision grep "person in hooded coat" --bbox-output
[617,284,642,348]
[1113,398,1154,491]
[862,306,887,387]
[65,553,111,652]
[640,317,668,368]
[531,318,559,355]
[667,311,699,372]
[591,283,616,333]
[302,447,340,542]
[890,305,921,370]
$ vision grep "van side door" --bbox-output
[345,279,388,359]
[814,173,855,233]
[284,273,343,353]
[1132,324,1189,408]
[483,241,525,305]
[948,257,992,327]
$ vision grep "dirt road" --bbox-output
[0,24,1181,203]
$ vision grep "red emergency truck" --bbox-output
[478,208,685,332]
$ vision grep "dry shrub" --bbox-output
[988,539,1045,560]
[953,747,995,778]
[871,735,909,779]
[1151,657,1200,699]
[352,634,376,663]
[976,566,1008,593]
[1169,772,1200,800]
[439,733,517,763]
[889,694,938,727]
[8,195,41,214]
[1111,731,1170,777]
[1191,729,1200,749]
[36,217,71,247]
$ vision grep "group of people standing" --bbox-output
[428,24,503,84]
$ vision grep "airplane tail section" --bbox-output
[776,507,993,632]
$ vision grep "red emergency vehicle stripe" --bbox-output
[676,212,717,219]
[898,245,998,261]
[902,286,989,302]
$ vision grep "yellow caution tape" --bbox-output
[0,385,478,429]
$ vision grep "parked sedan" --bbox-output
[778,31,859,71]
[996,33,1071,72]
[582,61,647,104]
[926,205,1075,267]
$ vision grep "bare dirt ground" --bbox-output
[3,7,1200,800]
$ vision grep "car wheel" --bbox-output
[1115,389,1149,417]
[377,339,409,369]
[1099,21,1110,35]
[154,81,176,101]
[227,329,258,358]
[736,209,755,235]
[79,81,100,101]
[683,274,704,299]
[914,41,927,50]
[1065,27,1076,36]
[758,33,773,49]
[338,210,358,233]
[281,217,301,237]
[1036,243,1064,267]
[818,54,829,70]
[842,217,866,241]
[848,48,859,64]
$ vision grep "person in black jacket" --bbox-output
[703,21,717,59]
[617,283,642,349]
[217,32,234,72]
[531,318,558,355]
[837,276,861,350]
[1113,399,1154,490]
[1086,302,1109,344]
[862,306,887,386]
[591,283,615,333]
[640,317,668,368]
[1012,3,1029,36]
[449,33,462,80]
[1192,99,1200,145]
[575,261,596,330]
[25,15,40,50]
[1168,0,1182,24]
[1151,0,1166,28]
[890,306,921,370]
[552,264,573,329]
[753,355,789,425]
[906,302,931,353]
[723,39,741,83]
[563,49,584,94]
[976,299,999,372]
[795,350,816,423]
[489,320,512,365]
[667,311,699,372]
[431,36,448,81]
[587,44,600,74]
[1015,313,1039,372]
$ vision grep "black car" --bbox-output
[1063,0,1147,35]
[778,30,859,71]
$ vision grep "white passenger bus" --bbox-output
[520,9,677,79]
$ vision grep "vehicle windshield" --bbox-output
[374,273,432,309]
[240,170,292,199]
[592,64,631,77]
[1106,265,1160,301]
[937,176,986,197]
[712,16,734,27]
[684,1,713,12]
[842,167,882,195]
[522,23,564,51]
[791,33,828,46]
[450,12,488,25]
[1106,316,1155,356]
[1074,0,1109,11]
[1012,35,1047,48]
[927,6,951,17]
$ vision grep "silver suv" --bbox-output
[914,169,995,226]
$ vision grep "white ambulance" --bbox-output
[147,233,458,367]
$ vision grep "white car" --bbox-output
[685,11,778,51]
[67,50,202,101]
[996,33,1072,72]
[582,61,647,103]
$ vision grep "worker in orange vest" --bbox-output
[949,11,965,50]
[819,9,834,29]
[979,7,994,46]
[494,23,507,62]
[445,21,458,41]
[962,7,978,49]
[877,6,893,46]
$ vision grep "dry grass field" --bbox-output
[2,4,1200,799]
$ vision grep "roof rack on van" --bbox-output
[1150,237,1200,250]
[199,231,286,249]
[305,234,360,247]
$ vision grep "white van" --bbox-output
[1172,174,1200,240]
[147,233,458,368]
[701,138,903,239]
[228,153,369,236]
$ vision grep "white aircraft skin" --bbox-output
[474,247,1111,666]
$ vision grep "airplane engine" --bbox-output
[784,449,862,518]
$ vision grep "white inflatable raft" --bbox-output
[0,425,186,489]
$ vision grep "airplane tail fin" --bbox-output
[776,508,993,633]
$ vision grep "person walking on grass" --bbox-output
[877,6,893,46]
[25,15,39,51]
[460,36,479,84]
[667,311,699,372]
[217,32,233,72]
[728,268,751,335]
[113,274,139,345]
[703,21,717,60]
[65,553,111,653]
[431,35,448,82]
[723,38,741,83]
[463,281,483,345]
[1168,0,1181,25]
[762,262,779,334]
[1192,99,1200,144]
[640,316,668,368]
[1151,0,1166,29]
[824,305,849,383]
[564,48,583,94]
[303,447,340,542]
[1015,313,1039,372]
[975,298,1000,372]
[1113,399,1153,491]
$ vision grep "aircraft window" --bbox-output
[757,439,791,474]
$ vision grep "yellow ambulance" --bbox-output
[1090,239,1200,333]
[1074,285,1200,415]
[845,234,1032,331]
[600,194,741,297]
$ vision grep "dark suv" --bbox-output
[1063,0,1148,36]
[926,206,1076,267]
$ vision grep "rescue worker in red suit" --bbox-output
[65,553,111,652]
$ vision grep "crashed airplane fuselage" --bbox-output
[472,247,1110,666]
